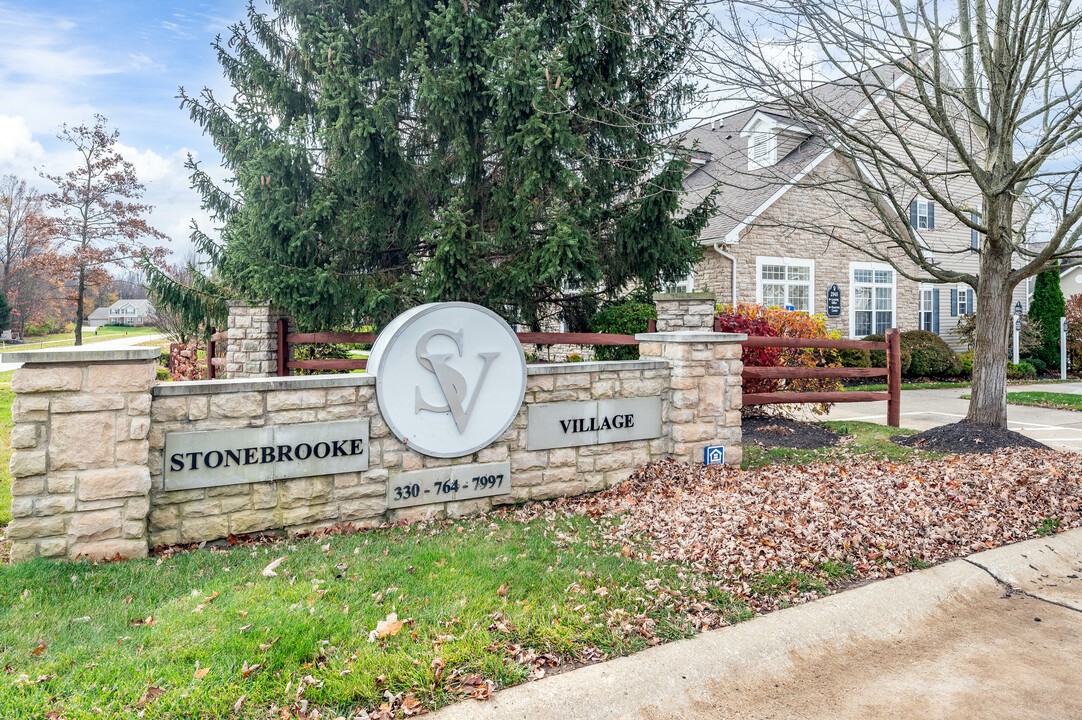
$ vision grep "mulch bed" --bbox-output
[553,451,1082,615]
[742,415,844,450]
[893,421,1050,453]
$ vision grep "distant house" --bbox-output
[92,299,155,327]
[87,307,112,328]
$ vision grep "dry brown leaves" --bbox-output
[558,450,1082,612]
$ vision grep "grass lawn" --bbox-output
[0,514,793,718]
[741,420,929,469]
[6,326,160,351]
[1003,391,1082,411]
[853,377,1078,392]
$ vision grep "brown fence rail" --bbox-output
[739,328,901,426]
[275,323,649,376]
[207,327,228,379]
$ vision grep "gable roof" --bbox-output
[676,63,910,245]
[109,298,154,313]
[88,307,111,319]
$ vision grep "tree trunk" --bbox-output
[75,264,85,347]
[966,242,1014,427]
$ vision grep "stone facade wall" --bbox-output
[225,302,291,378]
[654,292,717,332]
[639,333,744,467]
[693,154,921,336]
[145,362,673,547]
[5,349,160,562]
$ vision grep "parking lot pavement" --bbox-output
[822,386,1082,452]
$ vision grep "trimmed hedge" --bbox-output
[900,330,963,378]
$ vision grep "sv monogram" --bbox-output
[414,329,501,433]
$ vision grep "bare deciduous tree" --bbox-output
[691,0,1082,426]
[42,115,168,345]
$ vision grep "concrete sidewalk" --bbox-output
[824,385,1082,451]
[433,530,1082,720]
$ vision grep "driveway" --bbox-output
[822,384,1082,451]
[432,530,1082,720]
[0,333,165,373]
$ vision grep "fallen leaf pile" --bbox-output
[556,451,1082,611]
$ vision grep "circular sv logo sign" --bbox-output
[367,302,527,458]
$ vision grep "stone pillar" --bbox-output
[3,346,160,561]
[637,331,745,466]
[653,292,717,332]
[225,301,291,378]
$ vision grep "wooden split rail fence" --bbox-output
[201,318,901,426]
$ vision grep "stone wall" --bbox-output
[5,347,160,562]
[654,292,717,332]
[225,302,291,378]
[145,362,673,547]
[4,324,745,562]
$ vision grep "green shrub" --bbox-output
[959,351,973,378]
[590,301,656,361]
[834,347,871,367]
[899,330,963,378]
[1024,356,1048,376]
[1007,361,1036,380]
[1029,266,1066,368]
[864,334,912,376]
[155,367,170,381]
[292,343,355,375]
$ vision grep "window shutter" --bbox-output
[967,289,974,312]
[932,289,940,334]
[950,289,958,317]
[927,202,935,229]
[909,200,918,227]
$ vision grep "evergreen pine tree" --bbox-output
[147,0,713,330]
[0,292,11,333]
[1028,265,1066,368]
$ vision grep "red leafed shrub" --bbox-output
[715,303,842,415]
[168,341,208,381]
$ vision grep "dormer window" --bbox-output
[748,130,777,170]
[739,110,807,171]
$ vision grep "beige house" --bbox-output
[675,68,1029,345]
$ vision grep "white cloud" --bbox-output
[0,115,45,176]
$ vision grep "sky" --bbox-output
[0,1,261,261]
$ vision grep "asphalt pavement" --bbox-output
[823,383,1082,451]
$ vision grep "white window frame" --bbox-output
[919,285,935,331]
[916,197,931,229]
[849,262,897,338]
[756,257,814,314]
[661,271,694,294]
[956,284,970,315]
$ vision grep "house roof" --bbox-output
[88,307,111,319]
[675,64,909,245]
[109,298,154,312]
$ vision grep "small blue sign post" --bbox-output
[703,445,725,466]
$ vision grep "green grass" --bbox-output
[854,377,1078,392]
[741,420,930,470]
[0,516,762,718]
[1003,391,1082,411]
[4,326,160,351]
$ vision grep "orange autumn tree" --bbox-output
[715,303,843,415]
[41,115,168,345]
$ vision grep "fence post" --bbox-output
[277,318,288,377]
[1061,316,1068,380]
[886,328,901,427]
[207,327,217,380]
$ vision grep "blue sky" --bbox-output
[0,1,263,258]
